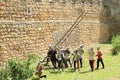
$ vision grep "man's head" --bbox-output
[97,46,100,50]
[74,50,78,53]
[49,44,53,50]
[90,46,94,51]
[80,44,84,48]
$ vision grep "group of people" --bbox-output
[34,44,105,80]
[44,44,105,72]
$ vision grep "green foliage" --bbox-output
[0,65,10,80]
[0,54,36,80]
[8,60,33,80]
[111,35,120,55]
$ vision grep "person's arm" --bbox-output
[54,50,57,54]
[62,52,65,58]
[56,53,59,59]
[42,56,48,62]
[96,51,98,56]
[82,48,84,53]
[93,51,95,55]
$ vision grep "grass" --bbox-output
[32,44,120,80]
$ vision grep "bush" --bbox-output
[0,65,10,80]
[111,35,120,55]
[0,54,36,80]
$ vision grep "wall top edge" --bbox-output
[0,20,100,24]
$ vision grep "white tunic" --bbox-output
[88,50,95,60]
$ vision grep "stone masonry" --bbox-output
[0,0,113,65]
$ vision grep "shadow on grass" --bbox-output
[44,67,53,70]
[50,71,62,74]
[80,70,91,74]
[64,68,76,73]
[49,68,75,74]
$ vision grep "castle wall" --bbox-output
[0,0,109,65]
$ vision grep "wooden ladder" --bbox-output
[54,11,87,48]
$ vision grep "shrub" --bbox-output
[111,35,120,55]
[0,65,10,80]
[0,54,36,80]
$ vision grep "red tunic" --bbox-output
[96,50,103,60]
[38,64,43,72]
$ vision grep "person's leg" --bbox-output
[100,59,104,69]
[77,61,80,71]
[89,60,92,70]
[60,60,64,71]
[64,59,68,68]
[52,59,57,68]
[61,62,64,71]
[66,60,68,67]
[80,58,82,68]
[54,59,57,68]
[96,59,100,69]
[58,60,61,71]
[40,75,47,78]
[51,60,55,68]
[65,59,68,68]
[35,72,40,80]
[74,61,76,71]
[37,71,42,79]
[91,60,94,71]
[68,59,72,67]
[45,57,50,65]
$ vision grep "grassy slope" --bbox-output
[33,44,120,80]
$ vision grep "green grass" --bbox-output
[32,44,120,80]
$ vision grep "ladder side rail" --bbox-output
[54,12,85,48]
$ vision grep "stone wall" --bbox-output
[0,0,110,65]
